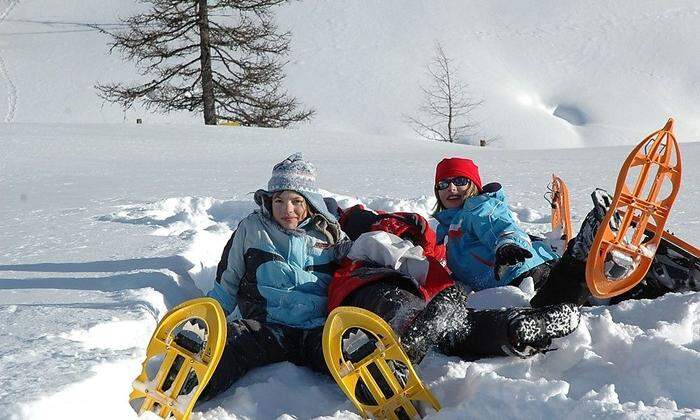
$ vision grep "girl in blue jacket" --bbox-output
[432,157,697,308]
[433,157,560,293]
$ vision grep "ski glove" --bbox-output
[495,244,533,266]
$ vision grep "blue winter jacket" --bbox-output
[435,184,558,291]
[207,195,343,329]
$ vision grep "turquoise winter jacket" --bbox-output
[208,203,343,329]
[435,184,558,291]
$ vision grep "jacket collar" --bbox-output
[435,182,506,224]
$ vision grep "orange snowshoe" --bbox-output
[549,174,573,254]
[585,118,682,298]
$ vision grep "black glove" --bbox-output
[495,244,532,266]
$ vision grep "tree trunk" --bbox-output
[197,0,217,125]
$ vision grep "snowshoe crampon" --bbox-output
[586,118,682,298]
[323,306,440,419]
[549,174,573,254]
[129,297,226,420]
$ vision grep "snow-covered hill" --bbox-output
[1,1,699,147]
[2,0,699,418]
[1,123,699,419]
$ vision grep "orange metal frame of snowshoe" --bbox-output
[551,174,573,247]
[585,118,682,298]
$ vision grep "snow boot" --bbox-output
[435,302,580,359]
[400,285,472,364]
[403,286,581,360]
[507,303,581,357]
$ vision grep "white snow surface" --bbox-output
[0,1,699,147]
[1,0,700,418]
[1,123,699,419]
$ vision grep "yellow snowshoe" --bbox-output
[129,297,227,420]
[323,306,441,419]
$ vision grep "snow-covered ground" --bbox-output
[1,0,700,418]
[1,123,699,419]
[0,1,699,147]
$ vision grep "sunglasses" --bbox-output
[436,177,472,191]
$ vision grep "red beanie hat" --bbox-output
[435,157,483,191]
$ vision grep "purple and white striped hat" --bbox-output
[267,153,318,193]
[256,153,337,222]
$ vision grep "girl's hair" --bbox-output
[432,182,480,215]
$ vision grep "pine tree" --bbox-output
[96,0,314,127]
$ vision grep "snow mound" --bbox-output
[87,196,700,418]
[3,124,699,419]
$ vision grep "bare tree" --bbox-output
[95,0,314,127]
[406,42,483,143]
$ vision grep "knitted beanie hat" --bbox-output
[267,152,318,193]
[435,157,483,191]
[255,153,337,223]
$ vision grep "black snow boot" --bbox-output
[400,285,472,364]
[507,303,581,357]
[440,303,579,359]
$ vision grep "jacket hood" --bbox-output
[253,189,343,243]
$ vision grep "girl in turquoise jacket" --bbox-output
[433,157,700,309]
[433,157,559,292]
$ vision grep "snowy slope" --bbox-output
[1,123,699,419]
[0,1,699,147]
[2,0,700,417]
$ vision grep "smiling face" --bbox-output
[271,190,309,230]
[436,178,477,210]
[437,183,469,209]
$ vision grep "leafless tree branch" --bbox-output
[405,41,485,143]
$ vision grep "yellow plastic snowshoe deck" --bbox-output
[129,297,226,420]
[323,306,441,419]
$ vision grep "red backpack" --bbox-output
[327,205,454,312]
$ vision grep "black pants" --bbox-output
[528,253,589,308]
[199,319,327,401]
[342,279,427,336]
[345,281,516,362]
[528,249,677,308]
